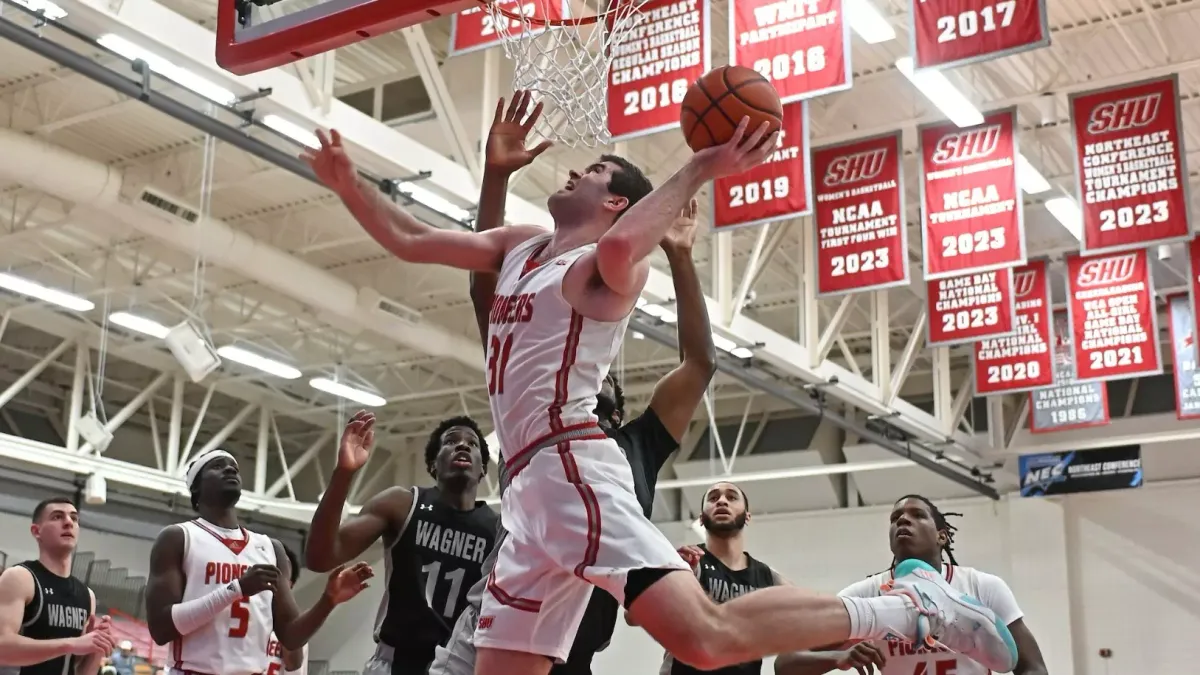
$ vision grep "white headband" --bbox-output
[185,449,238,488]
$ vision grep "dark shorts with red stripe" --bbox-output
[473,436,689,663]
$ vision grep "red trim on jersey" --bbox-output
[548,311,585,431]
[507,432,608,482]
[520,243,550,279]
[556,440,602,579]
[192,519,250,555]
[485,568,542,613]
[503,422,604,471]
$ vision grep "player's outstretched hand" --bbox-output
[301,129,358,195]
[835,642,886,675]
[689,117,779,180]
[323,561,374,605]
[337,410,375,473]
[662,199,699,253]
[238,564,281,596]
[69,626,115,656]
[486,90,553,174]
[676,544,704,569]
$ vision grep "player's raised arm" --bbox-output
[270,540,373,650]
[469,92,553,342]
[303,129,543,272]
[594,118,778,295]
[307,411,413,572]
[645,200,717,445]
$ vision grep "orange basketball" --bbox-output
[680,66,784,152]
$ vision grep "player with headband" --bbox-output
[305,94,1017,675]
[144,449,373,675]
[775,495,1048,675]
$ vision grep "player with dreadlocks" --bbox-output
[307,414,499,675]
[775,495,1048,675]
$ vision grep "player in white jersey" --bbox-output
[775,495,1049,675]
[305,93,1018,675]
[266,546,307,675]
[144,450,372,675]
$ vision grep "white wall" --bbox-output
[599,483,1200,675]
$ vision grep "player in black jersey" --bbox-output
[0,497,114,675]
[663,482,782,675]
[427,91,718,675]
[306,414,499,675]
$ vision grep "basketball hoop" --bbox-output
[480,0,648,147]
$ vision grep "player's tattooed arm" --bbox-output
[302,128,542,272]
[308,412,413,572]
[1008,618,1049,675]
[647,199,717,443]
[271,540,373,650]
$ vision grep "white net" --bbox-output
[485,0,648,147]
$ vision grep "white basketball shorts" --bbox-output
[474,435,689,662]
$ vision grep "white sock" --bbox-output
[841,595,914,641]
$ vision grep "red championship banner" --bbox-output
[448,1,565,55]
[1065,249,1162,383]
[811,132,908,296]
[919,108,1025,279]
[973,260,1054,395]
[1070,76,1192,254]
[926,267,1016,346]
[713,101,811,229]
[1192,237,1200,341]
[728,0,850,102]
[910,0,1049,71]
[607,0,710,141]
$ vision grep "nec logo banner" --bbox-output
[918,109,1025,279]
[1065,249,1162,383]
[909,0,1050,71]
[810,132,907,296]
[973,260,1055,395]
[1070,76,1192,254]
[1019,445,1142,497]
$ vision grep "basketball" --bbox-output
[680,65,784,152]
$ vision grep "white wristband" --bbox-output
[170,579,242,636]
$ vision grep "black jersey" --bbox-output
[375,486,498,672]
[663,546,777,675]
[2,560,92,675]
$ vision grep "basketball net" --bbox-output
[483,0,648,147]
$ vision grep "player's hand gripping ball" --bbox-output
[680,66,783,152]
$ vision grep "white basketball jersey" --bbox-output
[839,566,1020,675]
[486,233,630,455]
[171,519,277,675]
[267,633,308,675]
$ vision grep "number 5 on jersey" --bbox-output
[488,334,513,395]
[229,598,250,638]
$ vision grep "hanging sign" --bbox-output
[811,132,907,296]
[1019,445,1142,497]
[729,0,851,102]
[1030,313,1111,433]
[1166,294,1200,419]
[910,0,1050,71]
[713,101,811,229]
[973,260,1054,395]
[926,268,1016,346]
[607,0,711,141]
[1065,249,1162,383]
[919,108,1025,279]
[448,1,565,55]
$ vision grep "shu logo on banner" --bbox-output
[930,125,1002,165]
[823,148,887,187]
[1086,94,1162,134]
[1076,253,1138,287]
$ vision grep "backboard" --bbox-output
[216,0,476,75]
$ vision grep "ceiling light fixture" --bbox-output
[309,377,387,407]
[895,57,983,128]
[108,311,170,339]
[217,345,302,379]
[845,0,895,43]
[262,114,320,149]
[1045,196,1083,240]
[0,272,94,312]
[97,34,237,106]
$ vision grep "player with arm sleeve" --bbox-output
[774,495,1048,675]
[0,498,114,675]
[428,92,718,675]
[308,96,1016,675]
[144,450,372,675]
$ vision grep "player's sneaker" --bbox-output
[885,559,1018,673]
